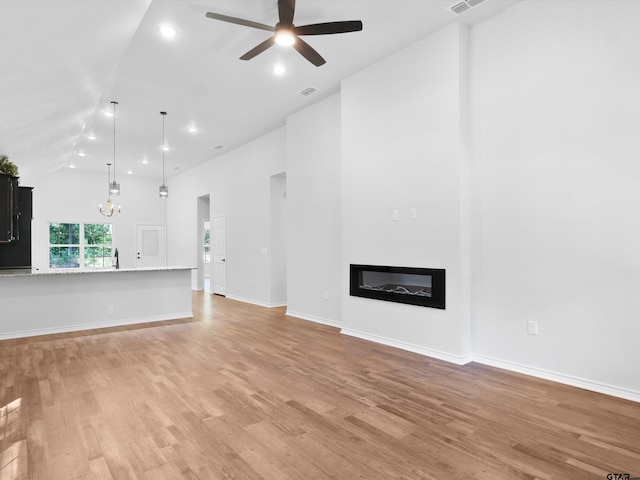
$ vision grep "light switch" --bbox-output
[410,208,417,219]
[392,209,399,221]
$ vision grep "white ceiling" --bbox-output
[0,0,518,183]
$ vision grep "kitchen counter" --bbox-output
[0,265,193,277]
[0,266,195,340]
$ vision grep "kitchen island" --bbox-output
[0,266,194,340]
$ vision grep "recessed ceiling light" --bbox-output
[104,111,114,117]
[142,159,149,165]
[69,163,76,169]
[159,24,176,38]
[162,146,170,152]
[188,126,198,133]
[127,169,133,175]
[87,135,96,140]
[272,64,286,75]
[78,151,86,157]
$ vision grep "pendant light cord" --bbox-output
[111,101,118,182]
[161,111,167,184]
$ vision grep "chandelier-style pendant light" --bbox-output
[109,101,121,195]
[99,163,121,217]
[159,111,169,198]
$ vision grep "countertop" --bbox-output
[0,266,195,278]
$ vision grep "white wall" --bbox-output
[167,128,286,306]
[286,93,343,326]
[471,0,640,396]
[340,24,472,363]
[270,172,287,306]
[30,168,167,272]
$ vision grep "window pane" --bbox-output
[49,246,79,268]
[85,246,113,268]
[49,223,79,245]
[85,224,112,245]
[49,223,60,244]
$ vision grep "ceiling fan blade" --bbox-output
[240,36,276,61]
[278,0,295,26]
[206,12,274,32]
[292,37,326,67]
[294,21,363,36]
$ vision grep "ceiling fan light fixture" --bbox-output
[205,1,362,66]
[275,30,295,46]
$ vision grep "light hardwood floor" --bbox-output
[1,292,639,479]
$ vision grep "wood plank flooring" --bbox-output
[1,291,639,479]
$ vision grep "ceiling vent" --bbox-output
[449,0,485,15]
[450,2,471,14]
[298,86,319,96]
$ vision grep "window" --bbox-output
[203,225,211,263]
[49,222,113,269]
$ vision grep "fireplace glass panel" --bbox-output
[350,264,445,309]
[361,271,432,297]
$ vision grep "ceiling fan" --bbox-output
[205,0,363,67]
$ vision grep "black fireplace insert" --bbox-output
[350,264,445,309]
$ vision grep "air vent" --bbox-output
[298,86,319,96]
[466,0,485,7]
[214,144,224,150]
[450,2,470,14]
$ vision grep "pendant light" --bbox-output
[108,101,121,195]
[99,163,121,217]
[159,111,169,198]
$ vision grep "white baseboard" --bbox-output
[336,331,639,402]
[225,295,286,309]
[340,328,474,366]
[472,354,640,403]
[0,311,194,341]
[285,310,342,329]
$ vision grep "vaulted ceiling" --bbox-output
[0,0,517,183]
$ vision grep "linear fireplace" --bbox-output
[350,264,445,309]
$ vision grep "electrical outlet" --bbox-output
[324,291,329,300]
[107,305,114,314]
[527,320,538,335]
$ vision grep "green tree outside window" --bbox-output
[49,222,113,269]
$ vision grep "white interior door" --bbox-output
[136,224,166,268]
[212,215,226,295]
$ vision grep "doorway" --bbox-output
[196,195,210,292]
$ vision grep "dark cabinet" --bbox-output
[1,174,19,243]
[0,175,33,269]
